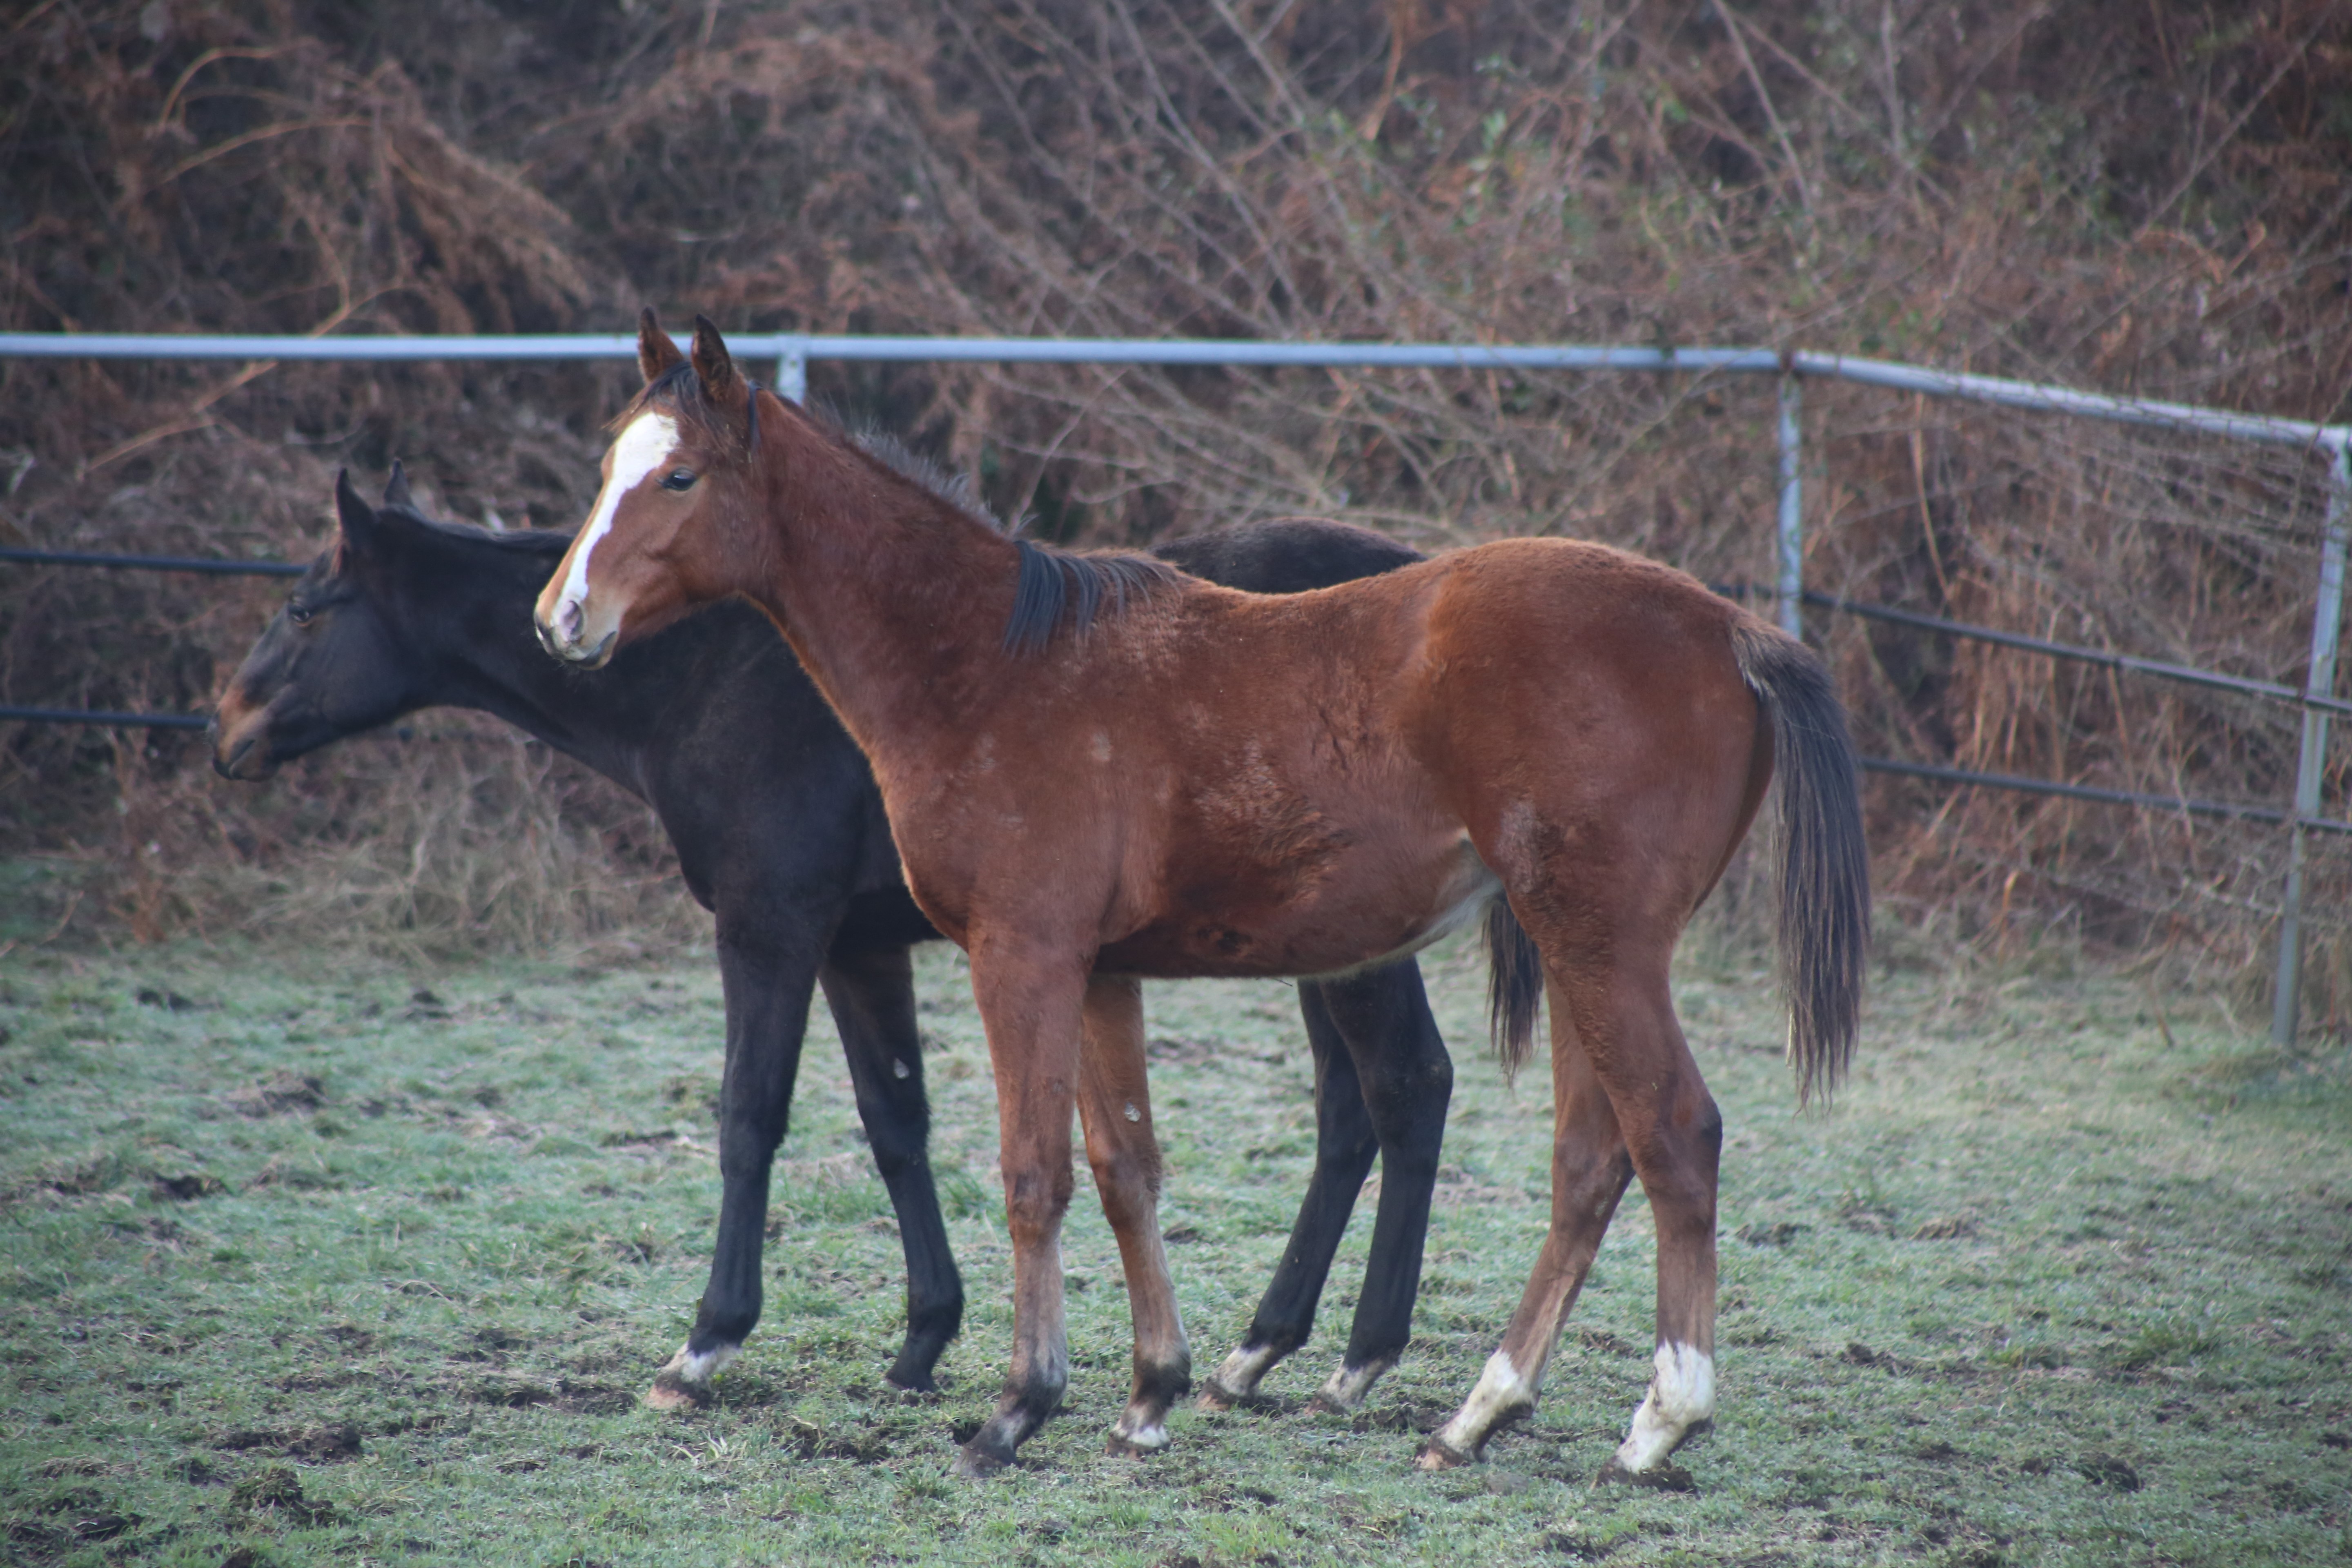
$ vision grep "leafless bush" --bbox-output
[2,0,2345,1020]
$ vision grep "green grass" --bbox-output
[2,927,2350,1566]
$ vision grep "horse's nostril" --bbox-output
[559,600,584,642]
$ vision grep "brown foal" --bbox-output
[534,315,1869,1481]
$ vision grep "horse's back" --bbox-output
[1150,517,1421,593]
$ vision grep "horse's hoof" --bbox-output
[1593,1458,1696,1492]
[1310,1356,1392,1414]
[1194,1381,1238,1412]
[643,1374,710,1411]
[952,1442,1009,1480]
[883,1370,940,1402]
[1106,1415,1171,1457]
[1416,1435,1477,1471]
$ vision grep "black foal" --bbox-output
[214,468,1451,1413]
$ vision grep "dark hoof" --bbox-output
[1305,1388,1362,1417]
[643,1372,712,1412]
[1594,1458,1697,1492]
[884,1369,939,1398]
[952,1440,1012,1479]
[1416,1434,1477,1471]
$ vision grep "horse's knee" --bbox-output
[1003,1165,1075,1235]
[1086,1149,1162,1226]
[858,1103,931,1183]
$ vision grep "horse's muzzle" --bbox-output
[208,716,278,781]
[534,608,616,669]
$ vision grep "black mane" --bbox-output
[837,423,1178,656]
[1002,541,1179,655]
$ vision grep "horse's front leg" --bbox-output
[820,942,964,1392]
[1076,975,1189,1454]
[954,944,1089,1478]
[647,919,822,1409]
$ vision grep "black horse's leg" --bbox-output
[820,942,964,1392]
[1312,960,1451,1411]
[1197,979,1380,1408]
[1196,962,1452,1412]
[648,920,823,1408]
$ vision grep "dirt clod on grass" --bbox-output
[1736,1221,1807,1247]
[225,1069,326,1116]
[2077,1452,2143,1491]
[148,1169,225,1201]
[229,1465,334,1524]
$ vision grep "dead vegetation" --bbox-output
[1,0,2347,1015]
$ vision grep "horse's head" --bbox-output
[211,468,433,780]
[534,311,763,669]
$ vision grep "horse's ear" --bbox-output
[638,308,686,384]
[334,469,379,557]
[381,459,414,512]
[690,314,744,409]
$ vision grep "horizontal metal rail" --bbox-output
[0,547,306,577]
[1795,589,2352,718]
[1859,757,2350,836]
[2,331,2343,451]
[1711,582,2352,717]
[0,704,210,731]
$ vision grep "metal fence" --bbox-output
[3,329,2347,1039]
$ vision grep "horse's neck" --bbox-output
[421,548,664,783]
[750,437,1018,767]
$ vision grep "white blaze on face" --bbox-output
[1609,1341,1716,1473]
[552,411,682,635]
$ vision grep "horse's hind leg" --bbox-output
[1588,980,1721,1483]
[1313,962,1450,1411]
[819,943,964,1392]
[1420,979,1632,1468]
[1198,977,1381,1408]
[1076,975,1191,1453]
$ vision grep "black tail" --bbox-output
[1730,619,1870,1105]
[1486,899,1543,1080]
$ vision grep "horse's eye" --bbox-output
[659,468,697,492]
[287,604,316,626]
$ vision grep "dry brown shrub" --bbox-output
[1,0,2346,1022]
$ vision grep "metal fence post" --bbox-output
[776,336,808,405]
[1777,370,1804,638]
[2272,439,2352,1045]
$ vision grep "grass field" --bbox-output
[3,909,2350,1566]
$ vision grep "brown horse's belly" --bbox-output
[1094,830,1499,980]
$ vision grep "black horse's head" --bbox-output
[211,466,442,780]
